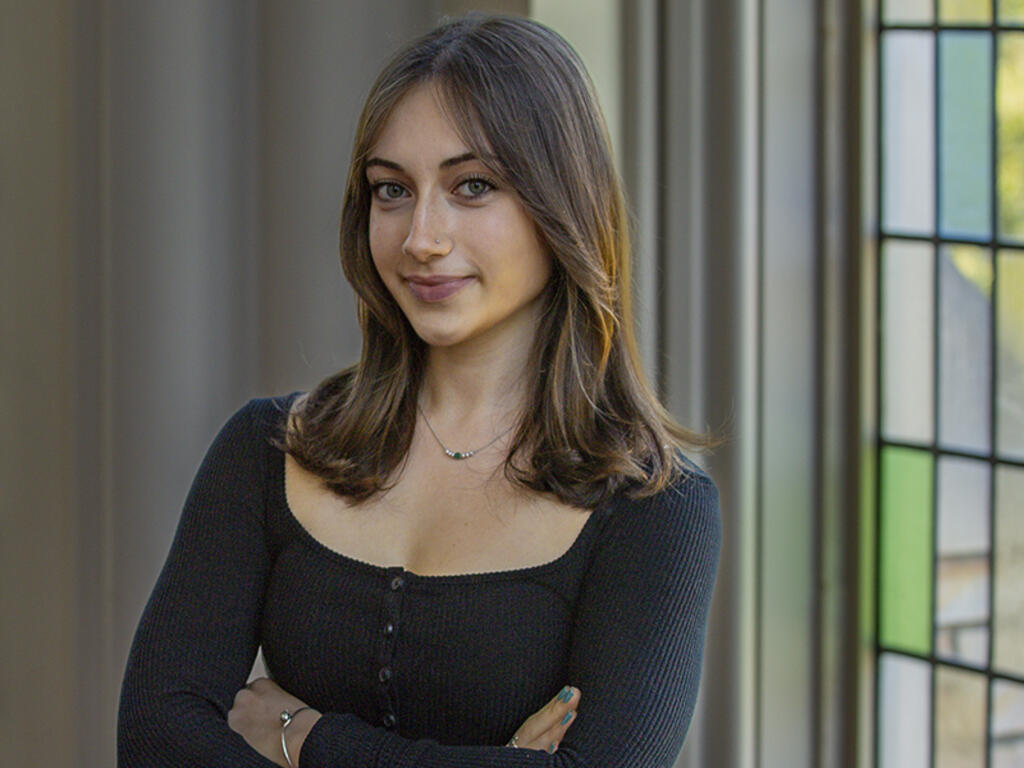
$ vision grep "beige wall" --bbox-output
[1,2,80,764]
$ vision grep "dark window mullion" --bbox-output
[930,3,940,764]
[877,437,1024,470]
[880,646,1024,687]
[879,228,1024,249]
[986,4,999,765]
[880,23,1024,32]
[877,230,1022,249]
[873,3,886,767]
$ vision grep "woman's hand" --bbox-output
[508,686,580,754]
[228,677,321,767]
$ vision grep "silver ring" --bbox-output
[507,734,519,748]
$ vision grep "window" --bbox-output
[875,1,1024,766]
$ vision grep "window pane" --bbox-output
[880,653,932,768]
[997,251,1024,459]
[940,0,993,24]
[884,0,934,24]
[939,246,993,452]
[883,32,936,234]
[1000,1,1024,24]
[998,33,1024,243]
[937,458,990,555]
[936,457,991,666]
[883,240,935,443]
[881,447,935,655]
[935,665,987,768]
[993,465,1024,676]
[992,679,1024,768]
[940,33,992,240]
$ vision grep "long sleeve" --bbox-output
[119,397,721,768]
[298,471,722,768]
[118,399,280,767]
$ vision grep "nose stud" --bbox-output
[435,239,440,244]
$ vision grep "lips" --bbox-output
[404,275,474,302]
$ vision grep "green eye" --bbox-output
[457,177,495,198]
[372,182,407,201]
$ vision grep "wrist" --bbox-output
[284,708,321,767]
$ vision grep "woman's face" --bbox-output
[366,83,552,351]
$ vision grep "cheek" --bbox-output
[368,215,397,280]
[516,230,553,294]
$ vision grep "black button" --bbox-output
[383,622,395,636]
[378,666,392,683]
[382,712,397,728]
[390,575,404,591]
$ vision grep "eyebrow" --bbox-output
[364,152,488,173]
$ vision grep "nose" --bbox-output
[402,193,451,262]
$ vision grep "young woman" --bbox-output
[118,14,720,768]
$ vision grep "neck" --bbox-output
[415,292,548,458]
[421,336,531,421]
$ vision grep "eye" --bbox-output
[371,182,408,202]
[454,176,496,199]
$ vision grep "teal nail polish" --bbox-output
[558,687,571,702]
[549,743,557,754]
[561,711,573,725]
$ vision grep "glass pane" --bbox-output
[937,458,990,555]
[939,246,992,452]
[1000,1,1024,25]
[884,32,936,234]
[936,625,989,666]
[940,0,993,24]
[884,0,934,24]
[935,666,987,768]
[998,33,1024,242]
[883,240,936,443]
[936,457,991,666]
[880,653,932,768]
[881,447,935,654]
[940,33,993,240]
[992,679,1024,768]
[993,465,1024,675]
[997,251,1024,459]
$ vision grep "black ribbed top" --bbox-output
[118,395,721,767]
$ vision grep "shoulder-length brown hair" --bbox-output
[282,14,709,508]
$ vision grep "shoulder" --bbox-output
[194,393,304,478]
[594,458,721,572]
[608,456,719,524]
[220,392,304,441]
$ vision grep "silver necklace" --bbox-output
[417,404,516,460]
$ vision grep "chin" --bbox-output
[409,322,470,348]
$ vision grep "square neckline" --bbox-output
[266,398,608,584]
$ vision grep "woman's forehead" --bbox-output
[367,82,494,167]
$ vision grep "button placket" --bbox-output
[377,567,405,729]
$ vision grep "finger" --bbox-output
[512,687,580,749]
[532,708,577,754]
[514,686,574,742]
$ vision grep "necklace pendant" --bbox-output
[418,404,510,462]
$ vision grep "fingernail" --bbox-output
[561,711,573,725]
[560,687,573,703]
[549,742,557,753]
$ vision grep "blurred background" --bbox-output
[3,0,1022,766]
